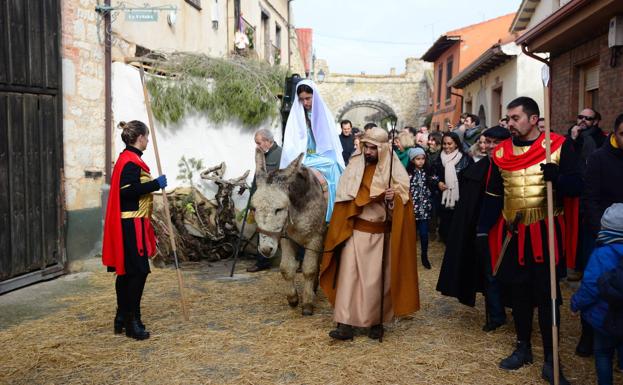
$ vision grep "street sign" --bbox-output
[126,11,158,22]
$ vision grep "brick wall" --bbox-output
[551,33,623,133]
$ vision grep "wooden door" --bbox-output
[0,0,64,293]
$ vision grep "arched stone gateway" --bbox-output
[315,58,433,129]
[335,99,397,125]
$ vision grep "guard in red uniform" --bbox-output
[478,97,580,385]
[102,120,167,340]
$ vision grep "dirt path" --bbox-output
[0,242,616,384]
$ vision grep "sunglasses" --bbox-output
[577,115,595,121]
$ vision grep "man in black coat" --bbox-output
[574,114,623,356]
[339,120,355,165]
[436,126,510,331]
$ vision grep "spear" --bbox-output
[139,64,190,321]
[522,44,560,385]
[542,66,560,385]
[379,118,398,342]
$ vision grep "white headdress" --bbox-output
[280,79,345,170]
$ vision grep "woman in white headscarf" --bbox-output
[280,80,344,221]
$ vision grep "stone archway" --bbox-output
[335,99,398,129]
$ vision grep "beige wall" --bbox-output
[61,0,106,211]
[461,46,545,127]
[112,0,229,58]
[526,0,560,30]
[227,0,290,65]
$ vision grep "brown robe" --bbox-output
[319,164,420,324]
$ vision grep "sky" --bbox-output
[290,0,522,75]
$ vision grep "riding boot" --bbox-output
[329,323,353,341]
[575,319,593,357]
[125,312,150,340]
[135,306,146,331]
[368,324,384,340]
[499,341,533,370]
[421,255,431,270]
[114,308,124,334]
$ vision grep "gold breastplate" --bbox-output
[121,169,154,218]
[500,144,563,225]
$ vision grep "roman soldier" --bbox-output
[478,97,580,385]
[102,120,167,340]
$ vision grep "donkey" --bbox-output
[251,148,327,315]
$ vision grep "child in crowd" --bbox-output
[571,203,623,385]
[407,147,438,269]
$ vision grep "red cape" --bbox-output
[102,150,151,275]
[492,132,565,171]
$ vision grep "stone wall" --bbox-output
[61,0,106,260]
[317,58,432,128]
[61,0,106,211]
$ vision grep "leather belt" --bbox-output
[353,218,391,234]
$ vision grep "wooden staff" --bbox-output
[543,68,560,385]
[379,119,397,343]
[139,64,190,321]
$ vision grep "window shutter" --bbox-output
[585,65,599,91]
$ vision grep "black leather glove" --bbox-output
[540,163,559,182]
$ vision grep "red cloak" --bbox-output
[102,150,153,276]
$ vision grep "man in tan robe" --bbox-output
[319,127,420,340]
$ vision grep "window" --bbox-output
[274,24,282,64]
[445,57,453,105]
[491,85,503,124]
[436,66,443,108]
[261,11,270,61]
[185,0,201,10]
[464,99,473,115]
[579,62,599,112]
[275,24,281,48]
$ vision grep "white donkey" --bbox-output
[251,149,327,315]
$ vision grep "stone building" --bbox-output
[317,58,432,129]
[0,0,295,291]
[61,0,108,266]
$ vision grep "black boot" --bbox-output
[575,322,593,357]
[329,323,353,341]
[135,307,146,331]
[421,255,431,270]
[368,324,384,340]
[499,341,533,370]
[482,319,506,332]
[125,312,150,340]
[114,308,124,334]
[542,355,571,385]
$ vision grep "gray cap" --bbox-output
[407,147,426,160]
[601,203,623,231]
